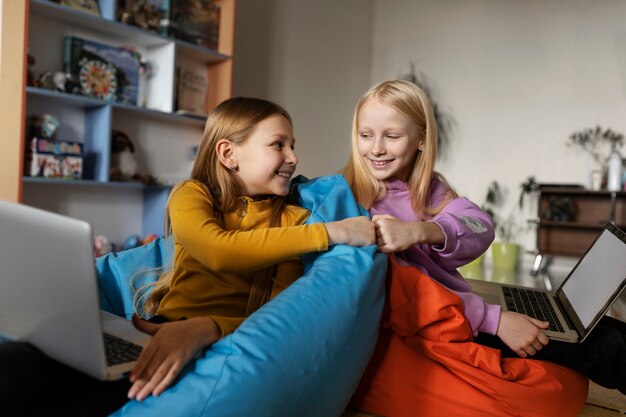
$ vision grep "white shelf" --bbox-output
[22,0,235,244]
[23,176,171,190]
[27,87,205,127]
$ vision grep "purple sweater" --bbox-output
[370,178,500,335]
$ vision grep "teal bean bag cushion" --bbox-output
[96,174,387,417]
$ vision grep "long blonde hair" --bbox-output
[342,80,456,218]
[136,97,292,316]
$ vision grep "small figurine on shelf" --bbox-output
[110,129,139,181]
[138,58,154,108]
[122,234,142,250]
[109,129,158,184]
[117,0,166,34]
[29,114,60,139]
[94,235,114,257]
[142,233,159,245]
[27,52,36,87]
[37,71,68,92]
[121,232,159,251]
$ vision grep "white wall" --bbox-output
[234,0,626,265]
[233,0,373,178]
[371,0,626,261]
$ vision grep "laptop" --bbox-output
[0,200,149,380]
[473,222,626,343]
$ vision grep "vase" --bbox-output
[590,169,603,191]
[458,253,485,279]
[607,150,623,191]
[491,242,519,270]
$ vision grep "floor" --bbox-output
[583,382,625,415]
[341,382,624,416]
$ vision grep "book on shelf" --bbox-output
[170,0,220,50]
[63,36,142,106]
[174,63,209,117]
[26,137,83,180]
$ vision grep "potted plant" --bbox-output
[460,177,538,275]
[492,176,539,270]
[478,180,518,270]
[491,213,523,270]
[567,126,624,189]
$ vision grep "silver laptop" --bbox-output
[0,200,149,380]
[474,222,626,343]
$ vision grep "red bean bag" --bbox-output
[350,256,588,417]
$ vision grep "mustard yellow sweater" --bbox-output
[156,180,328,336]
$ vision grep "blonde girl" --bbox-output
[344,79,626,395]
[343,79,500,337]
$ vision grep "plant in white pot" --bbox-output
[567,126,624,190]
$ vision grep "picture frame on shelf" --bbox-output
[116,0,169,35]
[170,0,220,50]
[55,0,101,16]
[174,62,209,117]
[63,36,143,106]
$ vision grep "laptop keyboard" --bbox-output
[502,287,564,332]
[103,332,143,366]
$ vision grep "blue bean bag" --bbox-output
[96,174,387,417]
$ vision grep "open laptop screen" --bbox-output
[560,226,626,329]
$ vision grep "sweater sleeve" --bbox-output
[429,197,495,270]
[429,196,501,335]
[212,316,245,338]
[169,182,329,273]
[455,291,502,336]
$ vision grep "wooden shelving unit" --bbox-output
[4,0,235,245]
[536,187,626,258]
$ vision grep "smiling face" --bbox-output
[356,98,423,182]
[230,114,298,197]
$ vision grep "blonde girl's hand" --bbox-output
[324,216,376,247]
[127,314,221,401]
[496,311,549,358]
[372,215,445,253]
